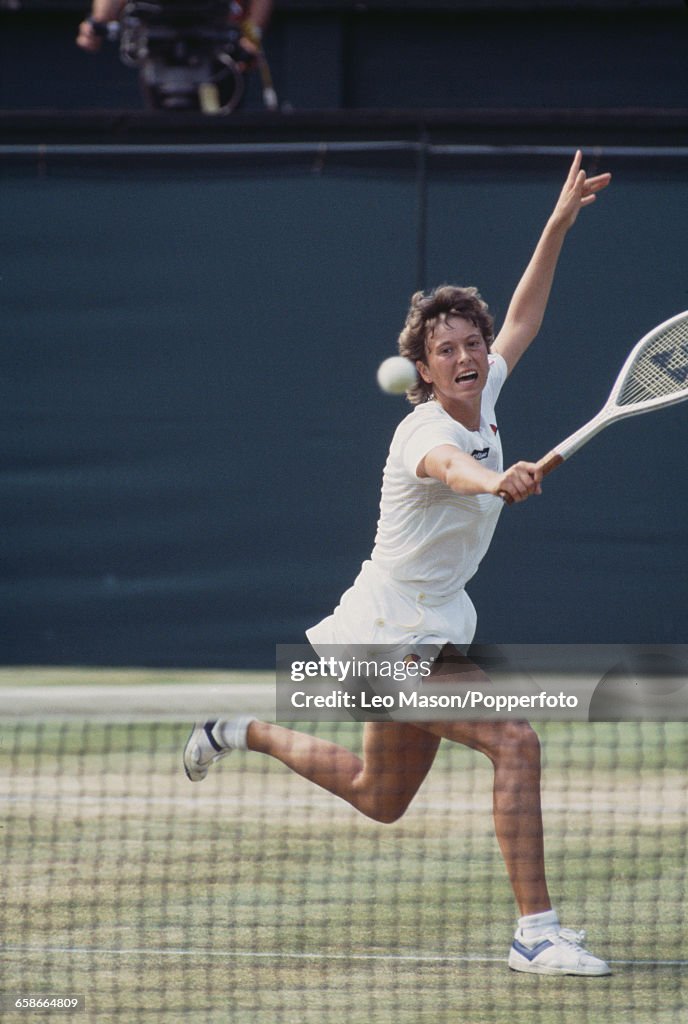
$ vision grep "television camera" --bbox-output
[91,0,277,113]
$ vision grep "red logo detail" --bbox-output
[490,424,499,435]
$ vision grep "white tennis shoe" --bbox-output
[183,717,254,782]
[508,926,611,976]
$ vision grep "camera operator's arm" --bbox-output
[76,0,124,51]
[238,0,277,108]
[240,0,273,51]
[243,0,272,37]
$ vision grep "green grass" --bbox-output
[0,666,274,687]
[1,714,687,1023]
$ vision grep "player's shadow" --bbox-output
[588,651,688,721]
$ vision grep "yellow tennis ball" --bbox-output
[376,356,417,395]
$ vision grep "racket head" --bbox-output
[609,310,688,413]
[543,310,688,467]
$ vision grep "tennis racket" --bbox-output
[501,310,688,503]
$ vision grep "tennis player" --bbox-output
[185,151,612,976]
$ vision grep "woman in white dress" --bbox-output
[185,151,612,976]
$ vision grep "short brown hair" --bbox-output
[397,285,494,405]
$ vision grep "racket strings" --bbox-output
[617,321,688,406]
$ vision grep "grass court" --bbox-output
[1,671,687,1023]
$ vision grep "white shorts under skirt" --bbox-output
[306,559,477,663]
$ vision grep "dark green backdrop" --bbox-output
[3,153,687,666]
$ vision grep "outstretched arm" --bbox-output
[492,150,611,375]
[419,445,542,504]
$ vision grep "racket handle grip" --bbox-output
[537,450,565,477]
[498,450,565,505]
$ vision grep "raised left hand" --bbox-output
[551,150,612,230]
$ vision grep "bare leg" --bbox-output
[408,645,551,916]
[248,644,551,915]
[422,716,550,917]
[247,719,440,824]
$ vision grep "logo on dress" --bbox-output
[490,424,499,435]
[471,448,490,461]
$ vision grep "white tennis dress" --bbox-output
[307,353,508,660]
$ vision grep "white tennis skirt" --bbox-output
[306,559,477,661]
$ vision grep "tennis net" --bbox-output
[1,671,687,1024]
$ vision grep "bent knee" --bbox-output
[359,793,412,825]
[372,806,405,823]
[374,804,408,825]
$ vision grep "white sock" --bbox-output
[212,716,255,751]
[518,909,560,941]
